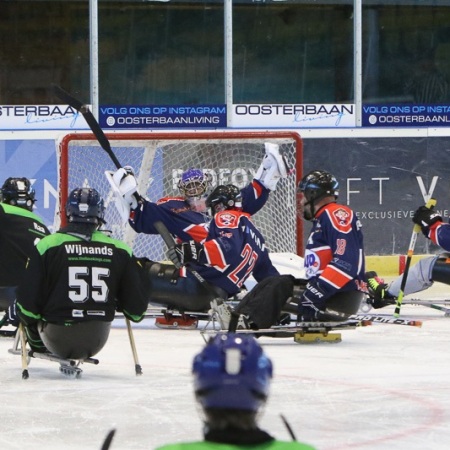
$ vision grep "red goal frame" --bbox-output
[59,130,304,255]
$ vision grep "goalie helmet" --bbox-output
[178,168,211,198]
[205,184,242,215]
[298,170,339,220]
[65,187,105,225]
[179,168,212,213]
[0,177,36,211]
[193,333,273,411]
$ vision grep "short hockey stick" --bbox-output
[401,299,450,315]
[280,414,297,441]
[394,198,436,317]
[126,317,143,376]
[52,84,122,170]
[348,314,422,327]
[19,323,29,379]
[101,429,116,450]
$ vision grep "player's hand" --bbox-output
[166,241,204,268]
[176,241,204,264]
[298,282,327,321]
[412,205,442,237]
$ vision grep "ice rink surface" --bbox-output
[2,281,450,450]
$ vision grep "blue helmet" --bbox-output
[178,168,210,198]
[192,333,273,411]
[1,177,36,211]
[65,187,105,224]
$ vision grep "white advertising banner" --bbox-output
[0,105,89,130]
[231,104,356,128]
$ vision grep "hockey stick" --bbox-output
[126,318,143,376]
[19,323,29,379]
[401,299,450,315]
[280,414,297,441]
[394,198,437,317]
[52,84,122,169]
[349,314,422,327]
[53,84,143,225]
[101,429,116,450]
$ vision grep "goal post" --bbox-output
[57,130,303,261]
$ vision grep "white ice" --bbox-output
[2,281,450,450]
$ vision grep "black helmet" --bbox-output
[205,184,242,215]
[0,177,36,211]
[65,187,105,224]
[298,170,339,220]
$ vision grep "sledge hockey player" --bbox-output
[108,142,288,244]
[13,187,147,361]
[0,177,50,329]
[366,202,450,308]
[155,333,317,450]
[231,170,366,330]
[158,184,280,329]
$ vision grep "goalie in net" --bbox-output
[107,142,289,243]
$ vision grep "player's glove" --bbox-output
[412,205,442,237]
[298,281,327,321]
[112,166,140,210]
[166,241,204,267]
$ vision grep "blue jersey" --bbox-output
[428,220,450,250]
[304,202,365,299]
[185,210,279,296]
[129,180,269,243]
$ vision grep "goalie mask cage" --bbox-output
[57,131,303,261]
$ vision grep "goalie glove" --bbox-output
[166,241,204,267]
[255,142,290,191]
[105,166,143,224]
[112,167,139,209]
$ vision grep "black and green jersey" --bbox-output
[16,230,148,324]
[0,203,50,286]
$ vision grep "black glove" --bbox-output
[413,205,442,237]
[298,281,327,321]
[166,241,204,267]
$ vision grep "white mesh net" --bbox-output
[57,132,302,261]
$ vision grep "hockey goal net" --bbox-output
[57,131,303,261]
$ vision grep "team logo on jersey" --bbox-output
[333,208,350,224]
[329,207,353,233]
[216,212,239,228]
